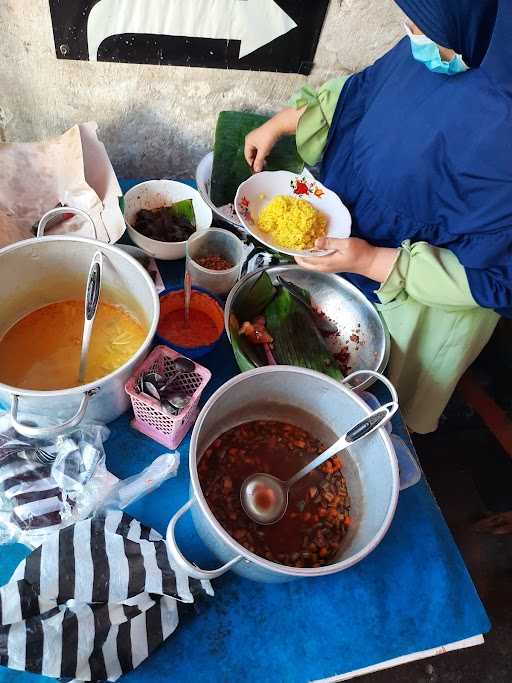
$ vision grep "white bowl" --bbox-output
[124,180,213,260]
[195,152,245,232]
[234,170,352,258]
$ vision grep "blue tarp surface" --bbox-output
[0,179,490,683]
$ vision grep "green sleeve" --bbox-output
[288,76,350,166]
[377,240,478,311]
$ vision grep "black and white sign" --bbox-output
[49,0,330,75]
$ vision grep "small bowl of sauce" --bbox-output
[186,228,245,297]
[156,288,225,358]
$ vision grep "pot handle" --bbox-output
[10,390,96,439]
[166,497,243,580]
[37,207,96,239]
[343,370,399,408]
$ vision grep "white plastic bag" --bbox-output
[0,415,180,547]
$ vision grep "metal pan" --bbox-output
[224,265,390,391]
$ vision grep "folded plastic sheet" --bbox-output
[0,424,114,546]
[0,416,180,548]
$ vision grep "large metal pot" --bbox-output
[166,366,400,583]
[0,210,159,439]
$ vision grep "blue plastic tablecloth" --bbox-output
[0,180,490,683]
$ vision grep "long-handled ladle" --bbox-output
[240,403,397,525]
[78,251,103,384]
[184,271,192,328]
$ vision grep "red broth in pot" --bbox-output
[198,420,351,568]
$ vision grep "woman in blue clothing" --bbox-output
[245,0,511,433]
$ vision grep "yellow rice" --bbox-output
[257,195,328,250]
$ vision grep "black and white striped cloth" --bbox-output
[0,510,211,681]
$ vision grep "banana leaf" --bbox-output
[276,275,311,305]
[171,199,196,227]
[233,271,276,321]
[265,287,343,381]
[211,111,304,207]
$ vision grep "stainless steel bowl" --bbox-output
[224,265,390,390]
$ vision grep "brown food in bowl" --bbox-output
[134,207,195,242]
[198,420,351,568]
[196,254,233,271]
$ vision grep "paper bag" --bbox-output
[0,123,125,248]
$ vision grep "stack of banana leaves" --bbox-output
[229,271,343,381]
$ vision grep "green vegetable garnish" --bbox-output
[171,199,196,227]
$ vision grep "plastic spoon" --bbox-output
[184,271,192,328]
[78,251,103,384]
[240,403,397,525]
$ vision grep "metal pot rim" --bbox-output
[189,365,400,578]
[0,235,160,398]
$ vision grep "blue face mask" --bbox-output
[404,23,469,75]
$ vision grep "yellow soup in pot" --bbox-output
[0,300,146,390]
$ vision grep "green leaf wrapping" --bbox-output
[265,287,343,381]
[211,111,304,207]
[233,271,276,322]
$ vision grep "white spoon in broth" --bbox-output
[240,403,397,525]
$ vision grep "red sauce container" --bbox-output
[156,287,225,358]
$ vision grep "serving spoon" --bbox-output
[240,403,397,525]
[184,271,192,328]
[78,251,103,384]
[160,356,195,414]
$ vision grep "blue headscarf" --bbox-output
[321,0,512,315]
[394,0,499,67]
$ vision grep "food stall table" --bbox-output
[0,180,490,683]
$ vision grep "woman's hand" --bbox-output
[295,237,399,283]
[244,107,304,172]
[244,122,280,173]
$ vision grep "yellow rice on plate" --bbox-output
[256,195,328,250]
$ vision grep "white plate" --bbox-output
[234,170,352,258]
[123,180,213,261]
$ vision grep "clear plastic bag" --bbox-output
[99,452,180,511]
[0,413,180,547]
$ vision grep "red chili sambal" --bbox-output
[157,290,224,348]
[158,309,219,348]
[198,420,351,568]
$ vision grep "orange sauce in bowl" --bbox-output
[158,309,219,348]
[157,290,224,349]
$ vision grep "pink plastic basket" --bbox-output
[125,345,211,449]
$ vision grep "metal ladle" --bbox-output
[240,403,398,525]
[78,251,103,384]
